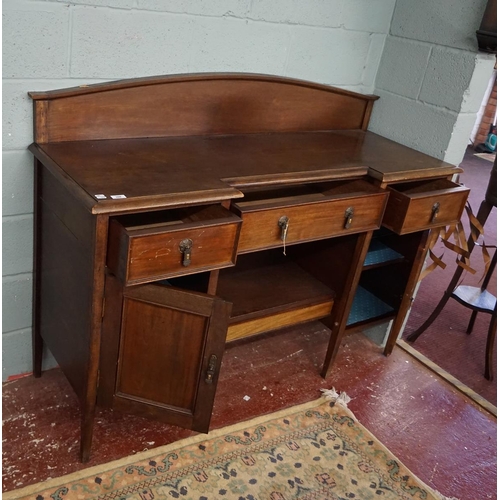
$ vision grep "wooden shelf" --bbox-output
[347,286,394,327]
[363,240,404,270]
[217,261,334,342]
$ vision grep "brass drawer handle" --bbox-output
[278,215,289,241]
[179,238,193,266]
[430,202,440,223]
[278,216,289,255]
[205,354,217,384]
[344,207,355,229]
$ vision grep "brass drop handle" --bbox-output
[430,202,440,223]
[205,354,217,384]
[179,238,193,266]
[278,216,289,241]
[278,216,289,255]
[344,207,355,229]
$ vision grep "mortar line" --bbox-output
[416,45,433,100]
[22,0,392,35]
[66,5,74,77]
[375,88,460,116]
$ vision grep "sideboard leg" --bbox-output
[32,159,43,378]
[32,329,43,378]
[322,231,373,378]
[80,409,96,462]
[79,215,109,462]
[384,230,432,356]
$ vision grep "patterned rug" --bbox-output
[4,390,457,500]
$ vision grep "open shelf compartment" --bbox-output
[217,260,334,342]
[363,240,404,269]
[347,286,394,327]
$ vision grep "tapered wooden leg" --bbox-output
[485,308,496,381]
[322,232,373,378]
[80,215,109,462]
[32,329,43,378]
[80,410,97,462]
[32,159,43,378]
[385,230,432,356]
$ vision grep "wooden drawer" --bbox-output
[232,180,388,253]
[382,179,470,235]
[107,205,241,285]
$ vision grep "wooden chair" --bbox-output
[407,159,497,380]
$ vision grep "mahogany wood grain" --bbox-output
[383,179,469,234]
[107,205,241,285]
[29,74,377,143]
[207,270,220,296]
[384,230,433,356]
[28,143,97,212]
[97,273,124,409]
[33,101,48,143]
[232,181,387,253]
[37,167,95,401]
[111,283,230,432]
[320,231,374,377]
[288,235,360,301]
[32,130,461,216]
[81,213,108,463]
[217,259,334,322]
[226,302,333,342]
[27,73,471,461]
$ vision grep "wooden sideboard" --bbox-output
[28,73,469,461]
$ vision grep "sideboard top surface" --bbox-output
[32,130,460,214]
[29,74,461,215]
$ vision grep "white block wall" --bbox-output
[369,0,496,165]
[3,0,495,380]
[2,0,396,379]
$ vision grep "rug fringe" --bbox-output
[321,387,351,407]
[434,493,459,500]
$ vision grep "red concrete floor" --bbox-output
[3,325,497,499]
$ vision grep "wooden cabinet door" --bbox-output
[107,281,230,433]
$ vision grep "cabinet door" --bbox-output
[111,282,230,433]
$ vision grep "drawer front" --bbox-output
[108,209,241,285]
[235,192,388,253]
[383,180,469,235]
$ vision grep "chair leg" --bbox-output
[466,310,478,334]
[407,291,452,342]
[485,308,496,381]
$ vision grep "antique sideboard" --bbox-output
[29,74,469,461]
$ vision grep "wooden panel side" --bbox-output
[35,77,374,142]
[37,165,96,400]
[33,101,49,143]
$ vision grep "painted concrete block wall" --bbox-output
[369,0,496,165]
[2,0,396,379]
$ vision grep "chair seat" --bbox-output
[452,285,497,314]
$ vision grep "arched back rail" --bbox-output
[30,73,379,143]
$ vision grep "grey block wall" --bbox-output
[369,0,496,165]
[2,0,396,380]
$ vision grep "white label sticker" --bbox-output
[110,194,127,199]
[94,194,107,199]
